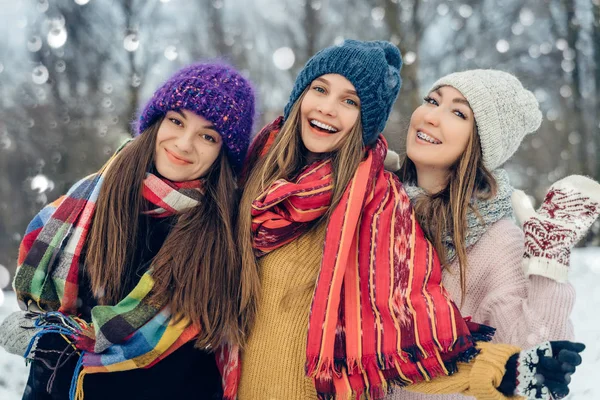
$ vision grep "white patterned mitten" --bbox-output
[512,175,600,282]
[384,149,401,172]
[0,310,40,357]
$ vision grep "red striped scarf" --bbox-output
[249,119,487,399]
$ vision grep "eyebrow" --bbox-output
[315,77,358,96]
[173,110,218,131]
[434,89,471,107]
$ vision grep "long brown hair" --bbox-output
[238,90,364,302]
[86,118,252,348]
[398,123,497,305]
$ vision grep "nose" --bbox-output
[174,130,194,153]
[317,97,337,117]
[422,107,440,127]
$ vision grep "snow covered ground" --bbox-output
[1,248,599,399]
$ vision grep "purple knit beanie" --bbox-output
[137,62,256,173]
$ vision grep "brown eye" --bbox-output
[423,96,438,106]
[169,118,183,127]
[201,134,216,143]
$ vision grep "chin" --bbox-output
[304,143,332,154]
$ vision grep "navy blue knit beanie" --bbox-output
[283,39,402,145]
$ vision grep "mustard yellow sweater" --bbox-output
[238,226,522,400]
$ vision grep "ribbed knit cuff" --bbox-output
[468,342,524,400]
[524,257,569,283]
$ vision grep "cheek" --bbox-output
[339,109,359,134]
[300,94,314,115]
[448,124,472,152]
[409,107,426,127]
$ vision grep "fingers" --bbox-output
[557,349,583,366]
[544,379,570,399]
[561,362,576,373]
[537,357,573,384]
[550,340,586,355]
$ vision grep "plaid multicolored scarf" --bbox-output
[248,118,493,399]
[13,153,238,399]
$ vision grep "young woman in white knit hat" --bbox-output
[387,69,600,399]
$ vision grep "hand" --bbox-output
[498,341,585,399]
[0,310,40,357]
[512,175,600,283]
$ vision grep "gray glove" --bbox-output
[0,310,40,358]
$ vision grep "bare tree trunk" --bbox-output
[563,0,589,176]
[384,0,420,116]
[593,1,600,178]
[304,0,320,61]
[122,0,141,129]
[382,0,421,151]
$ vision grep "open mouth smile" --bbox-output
[416,131,442,144]
[309,119,339,134]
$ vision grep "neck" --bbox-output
[304,150,330,165]
[415,165,448,194]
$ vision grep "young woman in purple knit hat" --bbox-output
[384,69,600,400]
[0,62,256,400]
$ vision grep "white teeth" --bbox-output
[417,131,441,144]
[310,119,338,133]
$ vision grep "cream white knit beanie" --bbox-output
[430,69,542,171]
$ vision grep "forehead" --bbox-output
[314,73,356,92]
[433,85,467,101]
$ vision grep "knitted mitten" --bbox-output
[512,175,600,282]
[498,341,584,399]
[0,310,40,357]
[384,149,401,172]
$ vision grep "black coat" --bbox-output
[23,215,223,400]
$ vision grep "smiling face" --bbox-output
[406,85,475,174]
[299,73,361,155]
[154,109,223,182]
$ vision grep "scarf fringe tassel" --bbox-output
[314,334,489,400]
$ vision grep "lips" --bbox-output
[165,148,192,165]
[308,118,339,135]
[416,130,442,145]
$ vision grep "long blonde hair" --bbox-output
[398,124,497,305]
[238,89,365,304]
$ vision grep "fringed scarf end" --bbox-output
[68,351,87,400]
[469,326,496,343]
[307,356,338,379]
[442,345,481,376]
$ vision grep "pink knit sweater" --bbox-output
[389,218,575,399]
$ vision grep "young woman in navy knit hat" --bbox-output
[0,62,256,400]
[234,40,585,400]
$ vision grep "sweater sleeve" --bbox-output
[400,342,523,399]
[471,219,575,348]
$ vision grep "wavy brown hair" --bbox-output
[238,90,365,303]
[397,119,497,305]
[85,118,252,348]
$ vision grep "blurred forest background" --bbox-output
[0,0,599,284]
